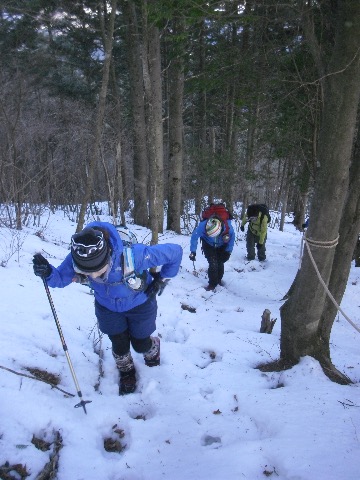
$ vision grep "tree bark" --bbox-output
[142,2,164,244]
[194,21,207,216]
[123,0,149,227]
[280,2,360,377]
[167,17,185,234]
[318,114,360,358]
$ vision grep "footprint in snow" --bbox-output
[201,434,222,447]
[195,349,222,369]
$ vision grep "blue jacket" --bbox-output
[46,221,183,312]
[190,220,235,253]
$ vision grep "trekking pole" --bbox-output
[192,260,200,277]
[41,278,91,414]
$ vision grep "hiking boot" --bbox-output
[144,336,160,367]
[204,284,215,291]
[112,350,137,395]
[119,367,137,395]
[246,256,255,261]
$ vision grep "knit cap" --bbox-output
[71,227,110,273]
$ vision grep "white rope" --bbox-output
[303,235,360,334]
[306,235,339,248]
[299,235,304,270]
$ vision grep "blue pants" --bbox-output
[95,296,157,338]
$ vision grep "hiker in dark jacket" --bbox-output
[189,218,235,291]
[32,221,182,395]
[241,205,268,261]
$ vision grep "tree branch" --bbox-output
[0,365,75,397]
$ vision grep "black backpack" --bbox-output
[247,204,271,225]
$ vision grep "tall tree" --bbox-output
[166,16,185,233]
[122,0,149,227]
[141,0,164,243]
[279,0,360,382]
[316,109,360,381]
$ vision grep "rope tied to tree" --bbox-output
[305,235,339,248]
[301,233,360,334]
[299,234,339,269]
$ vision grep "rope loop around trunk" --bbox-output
[300,234,360,334]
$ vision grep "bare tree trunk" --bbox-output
[354,236,360,267]
[142,3,164,244]
[292,152,313,230]
[76,0,117,232]
[109,59,126,225]
[317,116,360,367]
[114,139,125,224]
[280,2,360,380]
[241,98,259,214]
[167,17,185,234]
[194,22,207,215]
[123,0,149,227]
[222,74,236,209]
[208,127,216,203]
[100,18,126,225]
[279,171,290,232]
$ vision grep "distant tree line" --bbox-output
[1,0,321,233]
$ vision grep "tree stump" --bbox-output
[260,309,277,334]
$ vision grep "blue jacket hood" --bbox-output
[45,222,183,313]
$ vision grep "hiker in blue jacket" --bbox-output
[302,218,309,229]
[32,221,183,395]
[189,218,235,291]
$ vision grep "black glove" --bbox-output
[189,252,196,261]
[302,223,307,229]
[145,271,169,299]
[256,243,262,250]
[222,234,230,243]
[240,225,245,232]
[33,254,52,278]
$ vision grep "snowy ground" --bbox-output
[0,208,359,480]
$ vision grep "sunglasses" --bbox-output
[72,261,110,279]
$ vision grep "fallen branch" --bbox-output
[0,365,75,397]
[93,324,105,392]
[338,399,360,409]
[35,430,63,480]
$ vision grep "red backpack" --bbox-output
[200,203,233,238]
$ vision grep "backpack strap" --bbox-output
[122,246,147,291]
[222,219,230,236]
[123,246,136,278]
